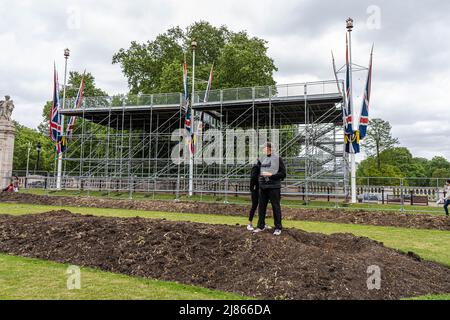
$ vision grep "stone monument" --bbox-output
[0,95,16,189]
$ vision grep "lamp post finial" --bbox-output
[346,17,354,31]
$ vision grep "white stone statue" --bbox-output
[0,95,16,189]
[0,95,14,121]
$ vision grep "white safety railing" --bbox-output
[64,81,343,110]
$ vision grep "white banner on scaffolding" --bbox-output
[171,128,280,165]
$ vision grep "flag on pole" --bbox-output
[185,105,194,155]
[66,74,85,140]
[203,63,214,103]
[358,46,373,140]
[331,51,342,95]
[183,59,194,155]
[194,63,214,144]
[50,63,61,142]
[344,34,360,154]
[56,136,67,153]
[344,35,353,135]
[345,131,360,154]
[183,57,189,110]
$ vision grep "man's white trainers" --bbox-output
[253,228,265,233]
[273,229,282,236]
[246,224,254,231]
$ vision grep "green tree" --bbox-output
[356,147,450,186]
[356,156,404,185]
[427,156,450,176]
[13,121,54,173]
[431,168,450,178]
[112,21,277,94]
[215,32,276,88]
[379,148,429,186]
[158,60,187,93]
[112,27,185,94]
[362,118,399,169]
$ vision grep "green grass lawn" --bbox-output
[20,189,446,215]
[1,202,449,300]
[408,294,450,300]
[0,253,249,300]
[1,202,450,267]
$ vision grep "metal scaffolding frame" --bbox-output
[54,81,348,199]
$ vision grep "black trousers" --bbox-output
[257,188,282,230]
[249,189,259,222]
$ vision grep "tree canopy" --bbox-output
[357,118,450,185]
[112,21,277,94]
[362,118,399,169]
[357,147,450,185]
[13,121,55,173]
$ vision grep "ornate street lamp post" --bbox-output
[188,40,197,197]
[35,142,42,174]
[56,48,70,189]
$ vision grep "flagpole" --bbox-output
[346,18,357,204]
[188,40,197,197]
[56,48,70,190]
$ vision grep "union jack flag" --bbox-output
[183,58,189,110]
[358,46,373,140]
[195,63,214,144]
[66,75,85,140]
[50,64,61,142]
[185,106,194,155]
[203,63,214,103]
[344,34,353,135]
[344,35,360,154]
[183,59,194,155]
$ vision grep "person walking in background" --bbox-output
[12,176,19,192]
[247,159,261,231]
[444,180,450,217]
[253,142,286,236]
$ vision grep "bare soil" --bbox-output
[1,192,449,231]
[0,210,449,300]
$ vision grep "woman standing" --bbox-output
[444,180,450,217]
[247,159,261,231]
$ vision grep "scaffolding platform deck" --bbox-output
[61,81,344,129]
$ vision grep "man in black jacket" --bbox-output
[253,142,286,236]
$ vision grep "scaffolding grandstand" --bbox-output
[54,80,348,199]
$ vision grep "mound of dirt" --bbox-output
[0,210,449,300]
[1,192,450,231]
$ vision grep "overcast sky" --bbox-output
[1,0,449,160]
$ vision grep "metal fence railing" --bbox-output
[356,177,449,201]
[1,171,449,214]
